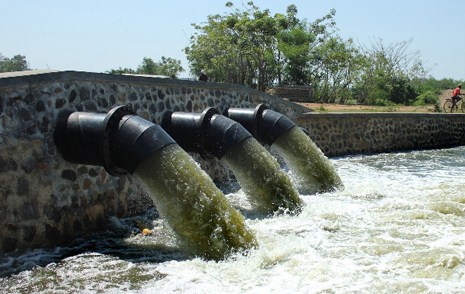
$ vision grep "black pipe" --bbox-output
[54,105,176,176]
[223,104,296,146]
[161,108,252,159]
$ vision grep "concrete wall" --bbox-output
[1,70,464,254]
[0,70,307,253]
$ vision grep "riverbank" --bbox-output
[297,102,436,113]
[296,90,451,113]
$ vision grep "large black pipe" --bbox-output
[54,105,176,176]
[223,104,296,146]
[161,108,252,159]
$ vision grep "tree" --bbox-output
[108,56,184,78]
[185,2,283,91]
[185,12,243,84]
[185,3,352,93]
[137,57,184,78]
[0,53,29,72]
[276,13,313,85]
[107,67,136,75]
[312,37,364,103]
[353,38,426,105]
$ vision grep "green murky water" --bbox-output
[222,137,303,215]
[134,144,256,260]
[272,126,343,194]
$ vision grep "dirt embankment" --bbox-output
[295,90,452,113]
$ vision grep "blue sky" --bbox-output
[2,0,464,80]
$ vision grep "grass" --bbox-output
[298,102,437,113]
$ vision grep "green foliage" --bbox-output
[137,56,184,78]
[185,2,341,91]
[185,2,396,105]
[413,90,438,106]
[183,2,455,108]
[317,105,327,112]
[0,53,29,72]
[389,75,417,105]
[185,2,284,90]
[83,2,442,109]
[107,67,135,75]
[278,27,312,85]
[108,56,183,78]
[351,39,426,106]
[417,77,460,92]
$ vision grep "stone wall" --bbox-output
[1,70,465,254]
[0,70,307,253]
[297,112,465,157]
[267,85,314,102]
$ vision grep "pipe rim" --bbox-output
[102,105,134,175]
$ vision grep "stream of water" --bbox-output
[1,147,464,293]
[222,137,302,215]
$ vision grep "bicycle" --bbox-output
[443,96,465,113]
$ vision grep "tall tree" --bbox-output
[0,54,29,72]
[312,36,364,103]
[185,1,282,91]
[275,5,312,86]
[353,38,425,105]
[185,3,346,92]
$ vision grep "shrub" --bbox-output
[413,90,438,106]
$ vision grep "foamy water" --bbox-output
[1,147,465,293]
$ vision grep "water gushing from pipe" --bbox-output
[55,105,257,259]
[221,137,303,214]
[224,104,343,194]
[272,126,343,194]
[134,144,256,259]
[161,108,303,215]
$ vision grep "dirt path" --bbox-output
[295,90,451,113]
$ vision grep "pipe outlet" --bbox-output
[161,108,252,159]
[223,104,296,146]
[54,105,176,176]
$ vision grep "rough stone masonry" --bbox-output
[0,70,306,253]
[1,70,464,254]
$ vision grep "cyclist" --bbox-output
[451,84,462,105]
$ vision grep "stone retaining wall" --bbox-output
[1,70,464,254]
[297,112,465,157]
[267,85,314,102]
[0,70,307,253]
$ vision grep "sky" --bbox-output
[2,0,465,80]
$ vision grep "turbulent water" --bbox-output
[134,144,256,260]
[1,147,465,293]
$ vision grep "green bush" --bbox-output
[413,90,438,106]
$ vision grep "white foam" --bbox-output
[2,147,465,293]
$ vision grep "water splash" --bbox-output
[134,144,257,260]
[272,126,343,194]
[2,147,465,293]
[222,137,303,215]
